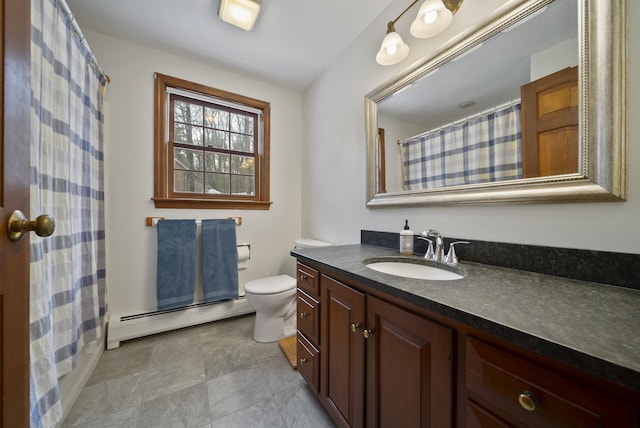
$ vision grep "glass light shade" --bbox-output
[219,0,262,31]
[410,0,453,38]
[376,31,410,66]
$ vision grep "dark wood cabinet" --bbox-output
[318,272,453,428]
[296,262,321,393]
[321,274,366,428]
[294,259,639,428]
[465,337,637,428]
[366,295,453,428]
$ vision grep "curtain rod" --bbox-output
[397,98,521,145]
[58,0,111,85]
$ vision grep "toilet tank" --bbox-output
[294,239,331,249]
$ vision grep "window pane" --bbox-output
[230,133,253,152]
[205,152,230,173]
[174,101,203,126]
[205,107,229,129]
[231,175,255,195]
[205,129,229,149]
[231,155,255,175]
[174,170,203,193]
[175,124,203,146]
[230,113,253,135]
[206,173,230,194]
[174,148,202,170]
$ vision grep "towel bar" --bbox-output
[145,216,242,226]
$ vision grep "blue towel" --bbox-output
[156,220,197,310]
[201,219,239,302]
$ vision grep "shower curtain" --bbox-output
[401,102,522,189]
[29,0,107,426]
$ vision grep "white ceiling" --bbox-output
[66,0,395,91]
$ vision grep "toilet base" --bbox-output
[253,313,280,343]
[253,312,296,343]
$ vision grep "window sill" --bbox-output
[151,197,272,210]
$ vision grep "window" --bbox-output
[153,73,271,209]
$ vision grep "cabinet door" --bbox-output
[321,275,366,428]
[366,296,453,428]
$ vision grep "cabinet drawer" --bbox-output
[466,400,511,428]
[297,290,320,345]
[297,332,320,393]
[296,262,319,297]
[466,337,637,428]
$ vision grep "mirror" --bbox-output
[365,0,626,206]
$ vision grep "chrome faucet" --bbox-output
[419,229,444,262]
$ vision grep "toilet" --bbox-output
[244,238,331,343]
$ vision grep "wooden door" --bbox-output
[366,296,453,428]
[521,66,579,178]
[1,0,31,426]
[321,275,366,428]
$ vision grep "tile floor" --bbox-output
[62,315,335,428]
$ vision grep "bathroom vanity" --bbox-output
[292,244,640,428]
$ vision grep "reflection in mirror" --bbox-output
[378,0,577,192]
[365,0,626,206]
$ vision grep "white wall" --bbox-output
[83,30,303,317]
[302,0,640,255]
[378,114,424,192]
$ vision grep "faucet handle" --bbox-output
[417,236,434,260]
[444,241,469,265]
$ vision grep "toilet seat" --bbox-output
[244,275,295,295]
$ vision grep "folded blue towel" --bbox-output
[201,219,239,302]
[156,220,197,310]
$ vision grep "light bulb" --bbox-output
[386,44,398,55]
[424,10,438,24]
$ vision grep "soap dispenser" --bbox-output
[399,219,414,256]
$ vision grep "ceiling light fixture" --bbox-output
[376,0,463,66]
[219,0,262,31]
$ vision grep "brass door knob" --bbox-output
[8,210,55,242]
[363,329,374,339]
[299,312,308,319]
[351,323,360,333]
[299,358,308,365]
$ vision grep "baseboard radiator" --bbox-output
[107,298,254,349]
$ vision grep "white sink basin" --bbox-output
[365,261,464,281]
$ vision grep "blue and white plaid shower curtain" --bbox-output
[400,102,523,189]
[29,0,107,426]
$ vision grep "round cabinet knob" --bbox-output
[363,329,374,339]
[299,312,308,319]
[518,390,538,411]
[299,357,308,365]
[299,274,308,281]
[351,323,360,333]
[8,210,55,242]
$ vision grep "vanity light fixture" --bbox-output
[376,0,463,66]
[219,0,262,31]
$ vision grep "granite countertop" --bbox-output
[291,244,640,392]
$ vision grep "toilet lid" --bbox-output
[294,238,331,248]
[244,275,296,295]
